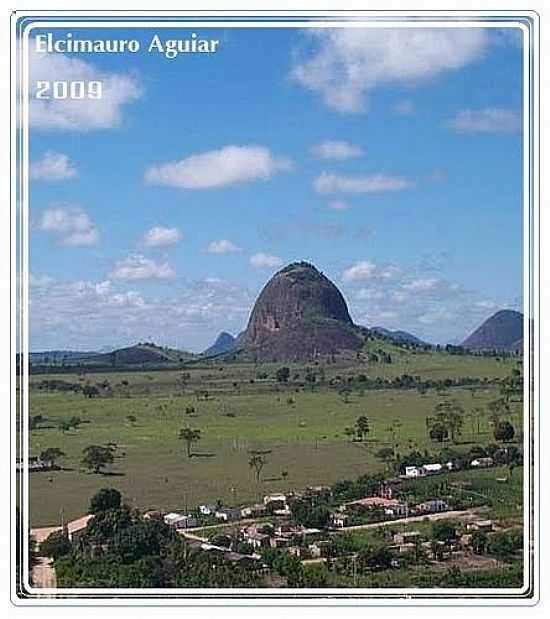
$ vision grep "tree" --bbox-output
[429,422,449,443]
[82,385,100,398]
[248,454,267,482]
[494,420,515,442]
[81,445,114,474]
[39,447,65,469]
[126,414,137,425]
[432,521,457,545]
[40,530,72,560]
[355,416,370,441]
[471,531,488,555]
[178,428,201,458]
[89,488,122,514]
[58,419,73,434]
[275,367,290,383]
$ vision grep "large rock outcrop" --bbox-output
[242,261,365,359]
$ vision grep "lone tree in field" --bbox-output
[494,420,515,443]
[275,367,290,383]
[82,384,100,399]
[81,445,114,474]
[179,427,201,458]
[355,416,370,441]
[249,454,267,482]
[39,447,65,469]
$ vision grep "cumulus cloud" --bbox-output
[110,254,175,280]
[29,46,142,130]
[207,239,242,254]
[143,226,182,247]
[401,278,461,293]
[249,252,283,269]
[40,206,98,246]
[145,145,291,190]
[314,172,412,194]
[342,260,399,283]
[311,140,363,160]
[29,273,254,352]
[444,108,522,134]
[392,100,416,116]
[291,28,489,113]
[30,151,77,181]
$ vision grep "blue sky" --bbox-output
[27,25,524,351]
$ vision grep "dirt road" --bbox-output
[31,557,56,589]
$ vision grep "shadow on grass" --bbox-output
[190,452,216,459]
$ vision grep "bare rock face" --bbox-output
[242,261,365,359]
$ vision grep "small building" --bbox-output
[345,497,407,516]
[467,519,494,532]
[164,512,198,529]
[330,512,349,528]
[308,540,331,558]
[198,504,217,516]
[423,463,443,475]
[393,531,421,545]
[471,457,494,468]
[215,507,242,522]
[240,503,267,518]
[404,466,427,478]
[66,515,93,541]
[263,493,286,505]
[416,499,448,514]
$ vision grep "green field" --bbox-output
[25,350,523,526]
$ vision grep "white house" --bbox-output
[198,504,217,516]
[471,457,494,468]
[263,493,287,505]
[164,512,198,529]
[423,463,443,475]
[404,466,427,478]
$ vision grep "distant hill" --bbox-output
[370,326,430,347]
[28,342,195,369]
[93,343,194,366]
[202,332,236,356]
[241,261,366,360]
[461,310,523,352]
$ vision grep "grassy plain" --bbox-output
[25,351,522,526]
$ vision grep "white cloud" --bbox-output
[418,308,454,324]
[392,100,416,116]
[110,254,175,280]
[342,260,399,283]
[291,28,489,113]
[328,200,351,211]
[402,278,441,291]
[40,206,98,246]
[30,151,77,181]
[29,274,254,352]
[444,108,522,134]
[249,252,283,269]
[312,140,363,160]
[354,288,385,301]
[143,226,182,247]
[29,46,142,130]
[145,145,291,190]
[314,172,412,194]
[207,239,242,254]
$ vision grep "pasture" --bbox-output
[25,352,522,526]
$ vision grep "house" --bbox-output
[240,503,267,518]
[471,457,494,468]
[263,493,286,505]
[393,531,421,545]
[422,463,443,475]
[198,504,217,516]
[416,499,449,514]
[244,531,270,549]
[403,466,427,478]
[467,519,494,532]
[308,540,331,558]
[329,512,349,528]
[345,497,407,516]
[215,507,242,522]
[164,512,198,529]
